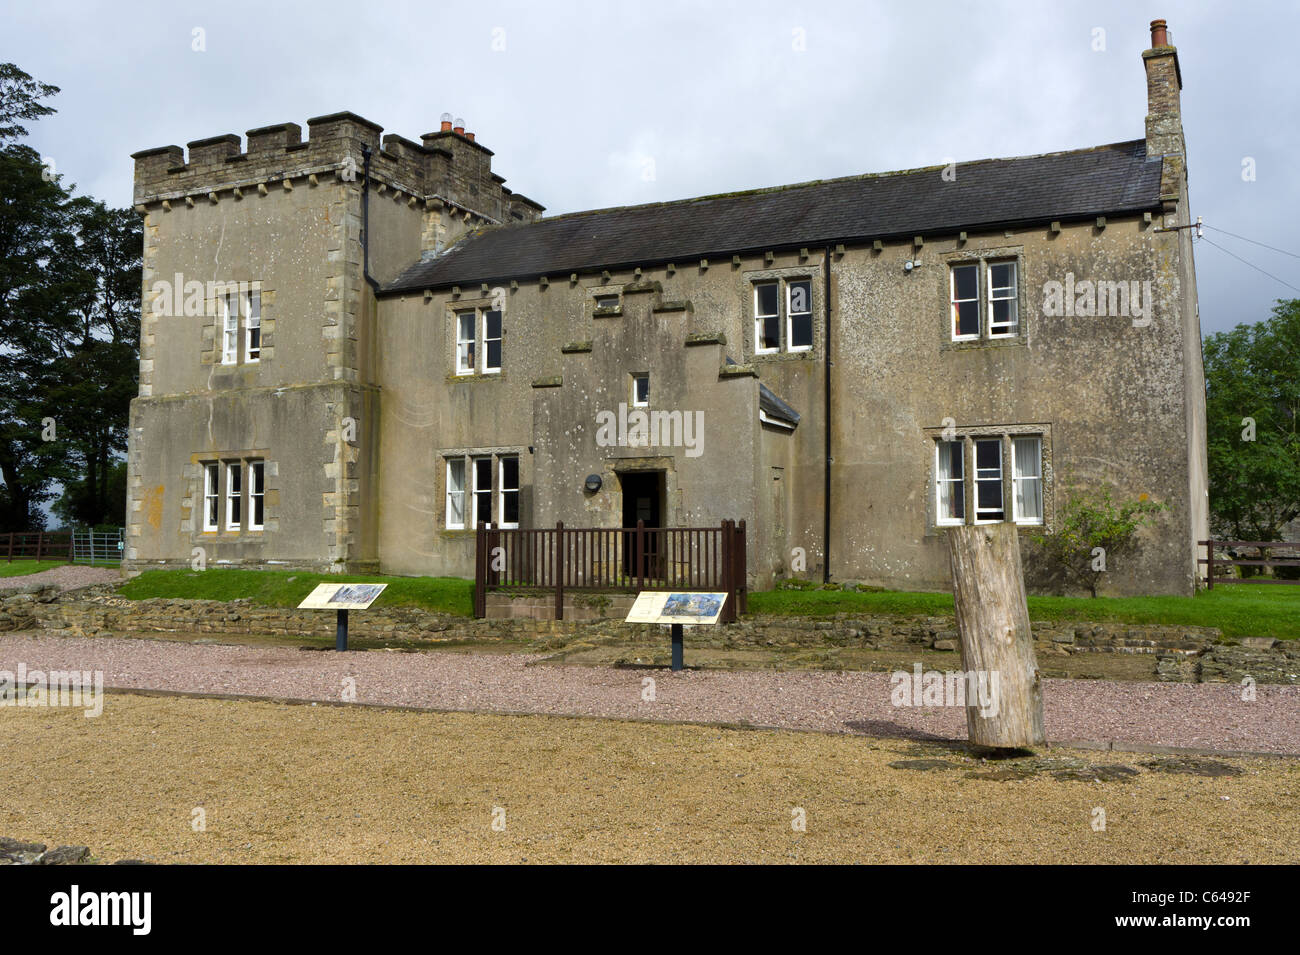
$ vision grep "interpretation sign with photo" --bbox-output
[625,591,728,626]
[297,582,388,611]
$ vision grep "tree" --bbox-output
[0,63,141,531]
[1029,486,1168,597]
[1204,299,1300,543]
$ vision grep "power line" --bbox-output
[1199,236,1300,294]
[1203,225,1300,261]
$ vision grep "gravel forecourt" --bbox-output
[2,632,1298,755]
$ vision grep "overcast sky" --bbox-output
[6,0,1298,336]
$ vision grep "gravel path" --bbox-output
[0,565,124,592]
[2,633,1297,755]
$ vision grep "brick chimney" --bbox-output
[1143,18,1184,161]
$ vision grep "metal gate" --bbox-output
[71,527,124,565]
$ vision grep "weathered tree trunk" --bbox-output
[946,523,1045,749]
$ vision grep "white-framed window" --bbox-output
[754,282,780,353]
[935,440,965,525]
[248,460,265,531]
[974,439,1004,523]
[455,311,476,375]
[202,463,220,532]
[225,461,243,531]
[454,308,503,375]
[221,294,239,364]
[1012,436,1043,524]
[950,259,1019,341]
[445,458,466,529]
[754,276,814,354]
[245,290,261,361]
[498,456,520,529]
[483,309,502,374]
[988,261,1018,337]
[787,279,813,351]
[950,263,980,339]
[631,373,649,408]
[472,457,493,527]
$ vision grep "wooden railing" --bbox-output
[1199,539,1300,588]
[474,519,747,621]
[4,531,73,563]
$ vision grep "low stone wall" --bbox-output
[2,584,1297,684]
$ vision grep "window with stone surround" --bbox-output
[751,274,814,356]
[453,308,502,375]
[948,257,1021,342]
[443,451,523,529]
[218,285,262,365]
[930,429,1045,529]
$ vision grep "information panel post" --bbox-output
[297,583,388,653]
[625,592,728,671]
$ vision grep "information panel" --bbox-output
[297,583,388,611]
[624,591,728,626]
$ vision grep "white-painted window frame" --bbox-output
[934,440,965,526]
[498,456,520,529]
[225,461,243,531]
[753,281,780,354]
[248,460,265,531]
[1012,436,1043,524]
[245,290,261,362]
[987,260,1019,338]
[950,263,980,341]
[202,463,220,532]
[786,279,813,352]
[445,458,466,530]
[221,293,239,365]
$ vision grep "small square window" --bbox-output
[631,373,649,407]
[595,294,620,310]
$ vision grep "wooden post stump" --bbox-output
[946,523,1045,750]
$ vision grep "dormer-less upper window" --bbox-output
[753,277,813,354]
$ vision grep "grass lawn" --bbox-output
[116,568,1298,640]
[748,582,1300,641]
[0,560,69,578]
[118,568,474,616]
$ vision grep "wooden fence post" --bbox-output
[35,532,43,563]
[1206,540,1214,590]
[474,523,486,619]
[736,519,747,616]
[946,523,1045,750]
[555,521,565,621]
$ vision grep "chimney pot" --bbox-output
[1150,18,1168,47]
[466,131,475,142]
[453,118,465,135]
[440,119,452,132]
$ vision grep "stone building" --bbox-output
[126,19,1207,596]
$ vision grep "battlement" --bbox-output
[130,111,544,224]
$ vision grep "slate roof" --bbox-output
[385,140,1161,294]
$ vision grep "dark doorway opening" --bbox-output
[619,470,664,580]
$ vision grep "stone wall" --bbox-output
[2,584,1296,684]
